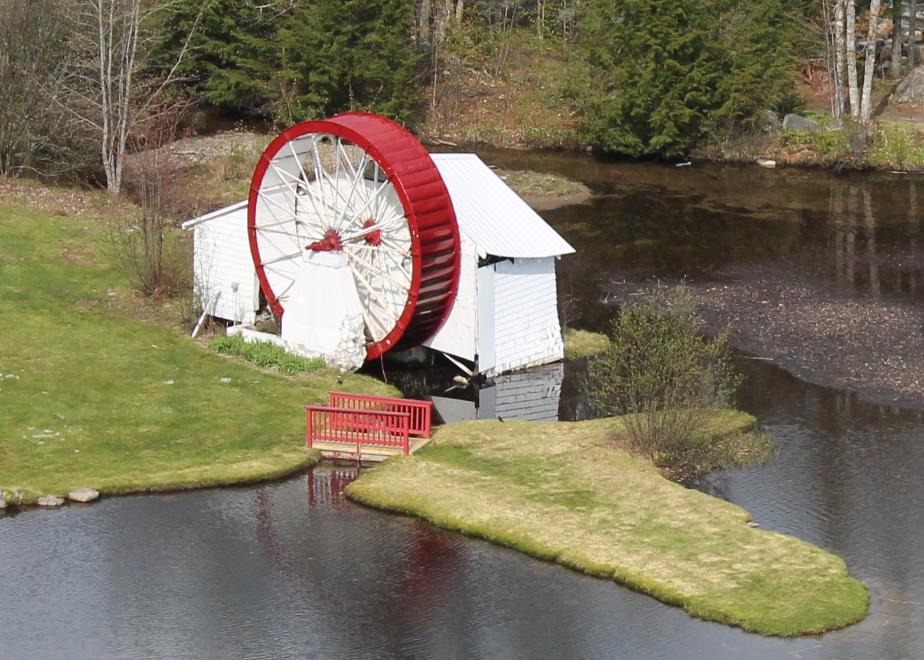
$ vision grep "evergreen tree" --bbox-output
[280,0,421,122]
[158,1,286,117]
[581,0,802,158]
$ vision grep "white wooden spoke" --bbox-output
[269,161,302,189]
[351,268,400,340]
[255,221,301,253]
[287,140,327,227]
[310,135,330,220]
[344,246,411,291]
[333,153,369,233]
[257,189,298,224]
[260,250,303,267]
[255,216,299,256]
[351,267,398,322]
[275,278,295,303]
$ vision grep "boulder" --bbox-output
[37,494,65,507]
[68,487,99,503]
[783,114,821,132]
[894,68,924,103]
[757,158,777,169]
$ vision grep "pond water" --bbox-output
[4,155,924,658]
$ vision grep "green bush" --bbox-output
[211,334,325,375]
[589,287,741,469]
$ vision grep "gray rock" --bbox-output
[37,494,65,507]
[827,117,844,131]
[782,113,821,132]
[67,487,99,503]
[894,68,924,103]
[756,158,777,169]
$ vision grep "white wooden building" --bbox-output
[182,153,574,376]
[424,154,574,376]
[182,201,259,325]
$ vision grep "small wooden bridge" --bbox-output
[306,392,433,461]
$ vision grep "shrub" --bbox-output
[589,287,741,468]
[211,334,325,375]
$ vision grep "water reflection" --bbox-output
[469,153,924,332]
[388,362,566,423]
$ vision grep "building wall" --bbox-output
[491,257,564,374]
[192,204,260,324]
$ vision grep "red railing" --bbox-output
[328,392,432,438]
[306,405,411,455]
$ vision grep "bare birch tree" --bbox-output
[911,0,918,68]
[59,0,205,195]
[827,0,848,117]
[892,0,903,77]
[847,0,860,117]
[860,0,883,122]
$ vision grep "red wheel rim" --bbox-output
[247,112,460,360]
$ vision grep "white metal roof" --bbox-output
[181,200,248,229]
[431,153,575,259]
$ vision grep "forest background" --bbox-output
[2,0,923,190]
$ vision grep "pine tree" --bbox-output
[581,0,802,158]
[280,0,421,122]
[158,0,285,116]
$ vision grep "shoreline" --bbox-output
[603,272,924,412]
[346,414,869,636]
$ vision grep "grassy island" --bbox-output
[0,200,395,505]
[347,415,869,636]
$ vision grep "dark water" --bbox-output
[5,156,924,658]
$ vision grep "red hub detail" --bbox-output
[307,228,343,252]
[362,219,382,246]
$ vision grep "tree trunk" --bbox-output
[911,1,918,68]
[893,0,903,77]
[860,0,882,122]
[417,0,431,45]
[847,0,860,117]
[833,0,848,117]
[433,0,452,44]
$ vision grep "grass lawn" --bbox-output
[0,202,395,504]
[347,413,869,636]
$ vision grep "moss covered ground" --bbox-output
[347,413,869,636]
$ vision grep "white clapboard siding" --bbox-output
[187,202,259,324]
[492,258,564,374]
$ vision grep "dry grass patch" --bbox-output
[347,415,868,636]
[563,327,611,359]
